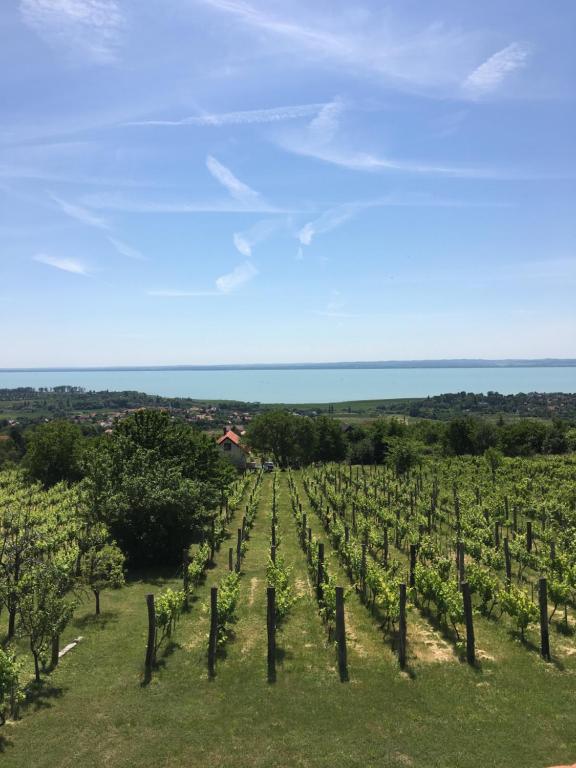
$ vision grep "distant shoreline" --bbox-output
[2,358,576,373]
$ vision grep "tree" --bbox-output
[484,447,503,483]
[247,411,297,467]
[80,543,125,615]
[388,440,420,476]
[0,647,21,724]
[314,416,347,463]
[443,418,476,456]
[18,567,74,682]
[23,421,84,487]
[0,489,39,640]
[81,411,233,564]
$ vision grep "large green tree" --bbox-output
[82,410,234,565]
[23,420,84,487]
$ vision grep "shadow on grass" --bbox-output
[0,733,14,753]
[140,640,182,686]
[553,621,574,638]
[72,609,119,631]
[24,680,66,712]
[275,645,294,667]
[513,632,566,671]
[125,567,179,588]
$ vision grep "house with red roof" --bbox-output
[217,428,248,470]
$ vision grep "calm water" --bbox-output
[0,367,575,403]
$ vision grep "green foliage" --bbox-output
[155,588,185,648]
[266,555,297,624]
[387,440,421,476]
[23,420,84,487]
[547,577,571,622]
[466,563,500,617]
[187,543,211,589]
[18,566,75,681]
[81,409,234,565]
[247,411,346,467]
[500,585,538,638]
[0,647,22,724]
[80,543,125,611]
[216,571,240,647]
[414,563,464,634]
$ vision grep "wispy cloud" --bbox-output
[51,193,110,229]
[126,103,328,127]
[277,100,512,179]
[51,194,146,261]
[313,290,360,319]
[82,191,295,214]
[233,218,288,257]
[194,0,500,97]
[463,43,531,97]
[147,289,224,297]
[298,204,356,247]
[33,253,90,275]
[149,261,258,298]
[20,0,124,64]
[216,261,258,293]
[107,236,145,260]
[206,155,260,205]
[297,194,507,255]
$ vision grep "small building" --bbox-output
[217,429,248,470]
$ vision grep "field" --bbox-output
[2,459,576,768]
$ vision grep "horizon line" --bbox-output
[1,357,576,373]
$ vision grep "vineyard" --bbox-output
[1,456,576,768]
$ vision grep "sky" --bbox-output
[1,0,575,366]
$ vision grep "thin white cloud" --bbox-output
[308,99,344,146]
[195,0,494,97]
[81,191,294,214]
[206,155,260,205]
[33,253,90,275]
[216,261,258,293]
[279,135,501,178]
[298,204,356,246]
[277,103,510,179]
[233,218,288,257]
[107,236,145,260]
[147,289,223,297]
[463,43,531,97]
[51,193,110,229]
[126,103,328,127]
[149,261,258,298]
[297,195,507,252]
[20,0,124,64]
[313,290,360,319]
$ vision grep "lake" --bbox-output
[0,367,575,403]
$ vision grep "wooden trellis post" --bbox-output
[335,586,348,681]
[398,583,407,668]
[267,587,276,682]
[462,581,475,666]
[236,528,242,573]
[183,548,190,609]
[539,578,550,661]
[409,544,417,589]
[145,593,156,671]
[208,587,218,677]
[504,538,512,587]
[317,543,325,603]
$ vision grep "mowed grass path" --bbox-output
[2,471,576,768]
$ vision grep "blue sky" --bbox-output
[1,0,575,366]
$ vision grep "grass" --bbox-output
[2,472,576,767]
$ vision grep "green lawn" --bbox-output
[2,472,576,768]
